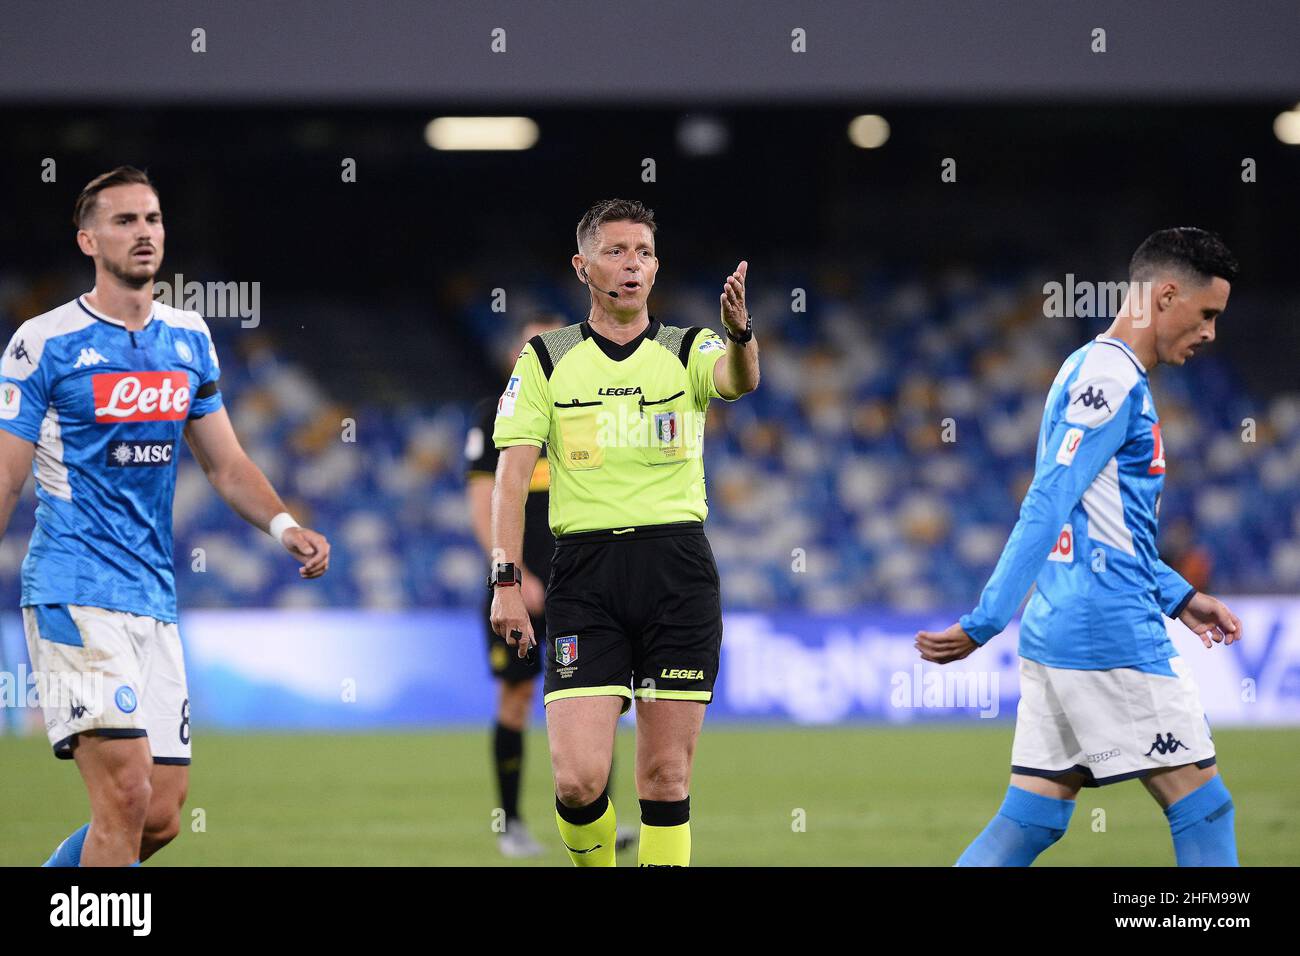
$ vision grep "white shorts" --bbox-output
[1010,656,1215,787]
[23,604,191,764]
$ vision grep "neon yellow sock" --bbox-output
[638,798,691,866]
[638,822,691,866]
[555,794,617,867]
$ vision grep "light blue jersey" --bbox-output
[960,336,1195,669]
[0,296,224,623]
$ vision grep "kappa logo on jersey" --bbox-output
[1048,523,1074,563]
[1144,731,1188,756]
[106,440,175,467]
[92,372,191,422]
[556,635,578,667]
[0,382,20,420]
[1056,427,1084,466]
[498,375,520,418]
[1072,385,1112,413]
[7,338,31,365]
[73,348,108,368]
[1148,422,1166,474]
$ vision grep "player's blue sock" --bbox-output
[1164,775,1237,866]
[956,785,1074,867]
[42,823,90,867]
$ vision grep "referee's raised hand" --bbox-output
[491,581,536,659]
[720,260,748,335]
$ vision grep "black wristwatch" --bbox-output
[725,313,754,346]
[487,562,521,590]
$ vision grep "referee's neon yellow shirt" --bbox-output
[493,318,732,535]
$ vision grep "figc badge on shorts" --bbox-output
[556,635,578,667]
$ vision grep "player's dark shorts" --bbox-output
[543,521,722,713]
[484,602,544,683]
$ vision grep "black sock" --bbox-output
[640,797,691,827]
[493,722,524,822]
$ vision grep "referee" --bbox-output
[489,199,759,866]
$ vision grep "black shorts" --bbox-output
[484,602,544,683]
[543,521,722,712]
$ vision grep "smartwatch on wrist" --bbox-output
[726,313,754,346]
[487,562,521,590]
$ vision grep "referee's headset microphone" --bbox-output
[580,267,620,299]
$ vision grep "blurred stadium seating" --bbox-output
[3,263,1296,614]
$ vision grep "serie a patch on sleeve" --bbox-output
[497,374,521,417]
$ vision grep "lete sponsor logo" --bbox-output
[92,372,190,422]
[1048,523,1074,563]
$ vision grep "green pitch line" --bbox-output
[0,726,1295,866]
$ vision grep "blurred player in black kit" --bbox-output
[465,315,632,857]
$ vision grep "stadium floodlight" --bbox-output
[677,115,730,156]
[848,114,890,149]
[1273,105,1300,145]
[424,116,539,151]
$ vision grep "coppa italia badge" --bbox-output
[93,372,191,422]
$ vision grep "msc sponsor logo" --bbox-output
[106,440,175,467]
[660,668,705,680]
[92,372,190,422]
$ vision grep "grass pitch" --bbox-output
[1,726,1295,866]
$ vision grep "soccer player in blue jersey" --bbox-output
[0,167,331,866]
[917,228,1243,867]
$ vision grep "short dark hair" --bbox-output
[576,199,656,253]
[73,166,158,229]
[1129,227,1238,285]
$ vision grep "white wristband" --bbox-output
[268,512,300,543]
